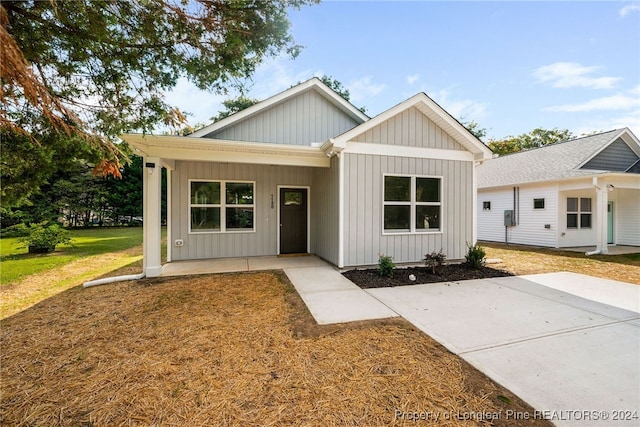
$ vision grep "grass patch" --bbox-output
[1,227,143,285]
[483,242,640,285]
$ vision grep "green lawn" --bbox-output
[1,227,143,285]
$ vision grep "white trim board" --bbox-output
[344,141,474,162]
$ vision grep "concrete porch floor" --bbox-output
[559,245,640,255]
[161,255,331,276]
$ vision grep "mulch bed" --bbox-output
[344,263,514,288]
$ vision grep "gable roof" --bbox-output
[330,92,493,160]
[478,128,640,188]
[189,77,369,138]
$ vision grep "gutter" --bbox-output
[83,272,145,288]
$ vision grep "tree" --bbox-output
[461,120,487,141]
[1,0,317,185]
[488,128,575,156]
[210,96,259,123]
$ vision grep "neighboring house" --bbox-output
[477,128,640,253]
[123,77,493,277]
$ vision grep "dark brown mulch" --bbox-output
[343,263,514,288]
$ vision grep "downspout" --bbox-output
[83,272,145,288]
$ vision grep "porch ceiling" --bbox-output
[121,134,331,168]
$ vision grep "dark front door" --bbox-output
[280,188,308,254]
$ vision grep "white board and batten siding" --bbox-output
[615,189,640,246]
[353,107,466,151]
[204,89,360,146]
[477,184,558,247]
[342,153,473,266]
[170,160,315,261]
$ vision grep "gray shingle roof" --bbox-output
[477,129,628,188]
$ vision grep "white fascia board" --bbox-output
[344,141,474,162]
[332,93,493,160]
[188,77,368,138]
[122,134,330,168]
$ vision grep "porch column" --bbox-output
[594,180,609,255]
[143,156,163,277]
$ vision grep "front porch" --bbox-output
[160,255,329,277]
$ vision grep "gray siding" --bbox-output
[582,138,639,171]
[342,153,473,266]
[311,156,340,264]
[204,89,359,146]
[353,107,465,150]
[170,160,314,260]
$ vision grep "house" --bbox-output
[477,128,640,253]
[122,77,493,277]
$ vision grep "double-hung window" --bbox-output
[383,175,441,233]
[190,180,254,233]
[567,197,591,229]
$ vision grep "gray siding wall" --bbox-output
[204,89,359,146]
[353,107,465,150]
[342,153,473,266]
[582,138,639,171]
[170,160,314,260]
[311,156,340,264]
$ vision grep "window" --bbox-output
[533,198,545,209]
[383,175,441,233]
[190,180,254,233]
[483,201,491,211]
[567,197,591,229]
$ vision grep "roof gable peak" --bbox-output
[189,77,369,138]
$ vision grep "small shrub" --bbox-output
[16,222,72,253]
[423,249,446,274]
[377,254,396,278]
[465,242,486,269]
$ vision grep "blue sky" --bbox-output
[166,0,640,141]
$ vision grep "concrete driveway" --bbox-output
[367,273,640,426]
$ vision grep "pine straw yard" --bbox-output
[1,271,549,426]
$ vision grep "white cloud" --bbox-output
[430,88,488,121]
[406,74,420,85]
[249,56,318,99]
[347,76,386,104]
[533,62,620,89]
[544,93,640,112]
[574,110,640,137]
[620,3,640,16]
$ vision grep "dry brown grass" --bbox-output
[1,272,548,426]
[483,243,640,285]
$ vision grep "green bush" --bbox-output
[424,249,446,274]
[465,242,486,269]
[377,254,396,278]
[15,222,72,253]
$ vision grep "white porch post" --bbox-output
[143,156,163,277]
[594,178,609,255]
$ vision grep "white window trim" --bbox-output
[382,173,443,235]
[188,179,256,234]
[566,197,592,229]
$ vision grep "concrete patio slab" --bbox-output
[465,321,640,426]
[521,272,640,313]
[161,257,249,275]
[366,273,640,426]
